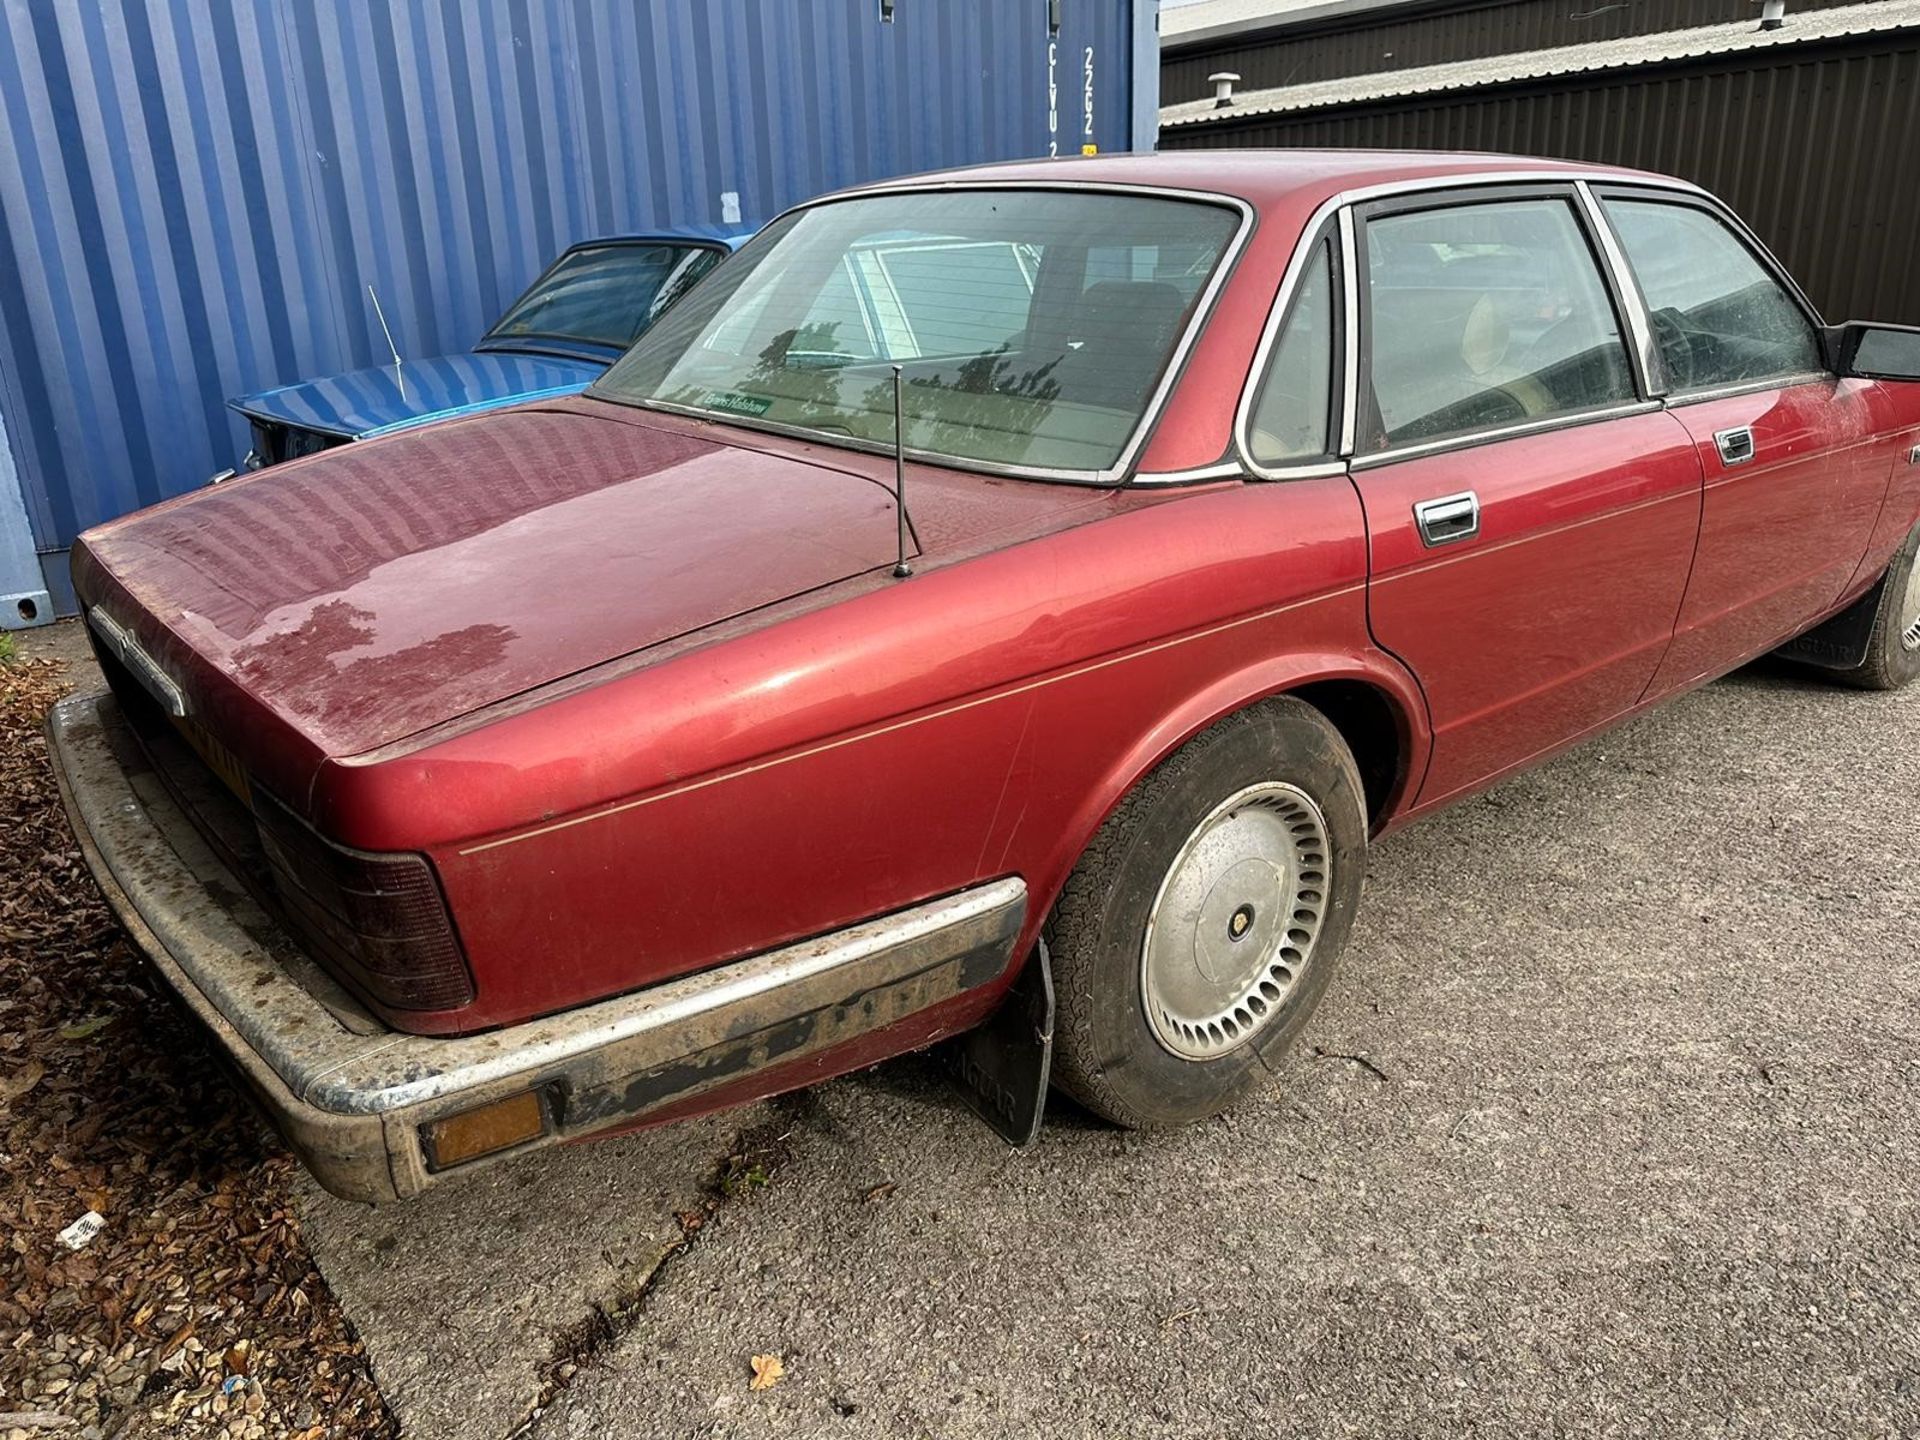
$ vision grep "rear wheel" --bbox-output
[1830,521,1920,691]
[1047,697,1369,1128]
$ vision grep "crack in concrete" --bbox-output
[502,1092,819,1438]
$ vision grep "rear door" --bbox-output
[1344,185,1703,810]
[1592,190,1888,695]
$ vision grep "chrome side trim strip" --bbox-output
[1256,459,1349,483]
[1574,179,1663,399]
[1666,371,1834,407]
[1134,460,1246,485]
[1348,400,1663,470]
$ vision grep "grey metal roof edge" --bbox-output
[1162,0,1467,52]
[1161,0,1920,126]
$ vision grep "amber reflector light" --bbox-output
[424,1091,548,1169]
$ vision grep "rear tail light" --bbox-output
[253,795,474,1012]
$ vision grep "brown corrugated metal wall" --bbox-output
[1162,33,1920,324]
[1161,0,1874,101]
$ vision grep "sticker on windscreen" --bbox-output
[700,390,773,418]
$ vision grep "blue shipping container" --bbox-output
[0,0,1159,623]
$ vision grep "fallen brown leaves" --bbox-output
[0,658,394,1439]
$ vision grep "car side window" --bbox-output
[1601,199,1822,392]
[1247,240,1335,465]
[1361,198,1637,450]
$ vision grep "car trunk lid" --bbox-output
[75,406,905,764]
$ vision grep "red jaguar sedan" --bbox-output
[50,152,1920,1201]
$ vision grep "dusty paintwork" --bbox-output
[76,409,917,757]
[50,691,1024,1201]
[47,152,1920,1200]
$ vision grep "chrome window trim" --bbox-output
[1349,189,1650,464]
[1663,371,1834,407]
[1263,458,1349,482]
[1338,206,1360,458]
[1587,185,1834,401]
[1348,399,1664,470]
[1594,186,1828,333]
[1574,180,1662,398]
[598,179,1257,487]
[1157,458,1346,486]
[1135,460,1246,485]
[1231,168,1707,479]
[1226,210,1347,481]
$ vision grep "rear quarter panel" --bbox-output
[317,477,1413,1031]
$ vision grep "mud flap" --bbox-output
[940,940,1054,1146]
[1775,569,1887,669]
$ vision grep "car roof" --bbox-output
[833,148,1696,212]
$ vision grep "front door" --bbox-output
[1346,188,1703,811]
[1592,192,1888,696]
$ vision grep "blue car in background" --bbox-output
[222,226,748,472]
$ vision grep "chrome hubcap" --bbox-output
[1141,782,1331,1060]
[1900,551,1920,652]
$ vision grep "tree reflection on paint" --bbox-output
[232,597,514,736]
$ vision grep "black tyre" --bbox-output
[1831,521,1920,691]
[1047,697,1369,1128]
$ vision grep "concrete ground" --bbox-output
[511,663,1920,1440]
[14,614,96,669]
[33,619,1920,1437]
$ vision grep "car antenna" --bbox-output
[367,283,407,400]
[891,363,913,579]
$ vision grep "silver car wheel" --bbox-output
[1141,781,1331,1060]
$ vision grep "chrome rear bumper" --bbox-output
[47,690,1025,1202]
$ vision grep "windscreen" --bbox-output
[591,190,1240,476]
[486,243,724,349]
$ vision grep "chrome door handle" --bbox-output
[1714,425,1756,467]
[1413,490,1480,547]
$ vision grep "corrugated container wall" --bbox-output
[0,0,1155,620]
[1163,32,1920,329]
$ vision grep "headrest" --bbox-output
[1078,280,1187,337]
[1460,294,1511,376]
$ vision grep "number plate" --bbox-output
[168,714,253,809]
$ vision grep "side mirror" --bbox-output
[1825,321,1920,380]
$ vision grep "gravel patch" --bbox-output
[0,652,394,1440]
